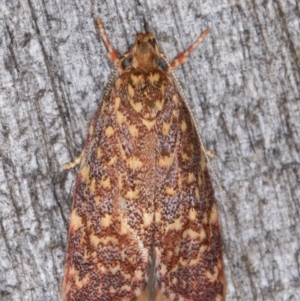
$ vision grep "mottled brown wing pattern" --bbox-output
[62,17,225,301]
[154,92,225,301]
[62,87,150,300]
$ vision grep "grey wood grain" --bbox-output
[0,0,299,300]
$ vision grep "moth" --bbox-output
[62,16,225,301]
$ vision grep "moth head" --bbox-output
[131,33,161,71]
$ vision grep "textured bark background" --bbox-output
[0,0,299,301]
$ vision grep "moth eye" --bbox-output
[156,57,168,71]
[121,55,133,69]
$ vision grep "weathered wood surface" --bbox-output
[0,0,299,300]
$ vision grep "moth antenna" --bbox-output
[168,28,211,71]
[95,16,119,65]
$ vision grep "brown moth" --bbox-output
[62,16,225,301]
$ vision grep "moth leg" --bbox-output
[95,16,119,66]
[168,28,211,71]
[63,150,84,170]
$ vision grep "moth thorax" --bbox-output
[132,33,159,71]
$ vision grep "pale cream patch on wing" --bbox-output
[88,124,94,136]
[148,72,160,84]
[74,272,90,289]
[109,263,121,274]
[131,73,143,85]
[80,164,90,180]
[114,97,121,111]
[165,250,173,260]
[182,228,200,239]
[195,187,200,201]
[130,100,143,113]
[200,153,206,170]
[99,236,118,245]
[134,288,142,298]
[105,126,114,137]
[155,211,162,223]
[202,212,208,224]
[143,212,153,228]
[199,244,208,254]
[69,210,83,232]
[94,195,101,207]
[86,219,92,229]
[100,177,111,189]
[125,187,139,200]
[205,265,220,282]
[188,172,196,183]
[108,156,117,166]
[160,263,168,276]
[179,257,189,267]
[172,94,180,106]
[180,121,187,132]
[128,84,135,98]
[89,177,96,193]
[158,154,174,167]
[177,172,182,189]
[97,265,106,274]
[109,286,117,294]
[115,78,122,90]
[90,233,101,247]
[169,292,177,301]
[120,284,131,292]
[190,256,202,266]
[101,214,112,228]
[143,111,152,120]
[198,174,203,186]
[217,259,223,270]
[155,99,164,111]
[165,186,176,196]
[128,124,138,137]
[135,269,143,280]
[160,84,165,97]
[101,102,106,114]
[162,121,171,135]
[142,119,156,130]
[120,249,126,261]
[97,148,103,159]
[172,109,179,119]
[210,204,218,224]
[166,216,182,231]
[181,152,190,161]
[90,251,97,258]
[116,111,125,125]
[121,272,131,280]
[127,156,143,170]
[188,208,197,221]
